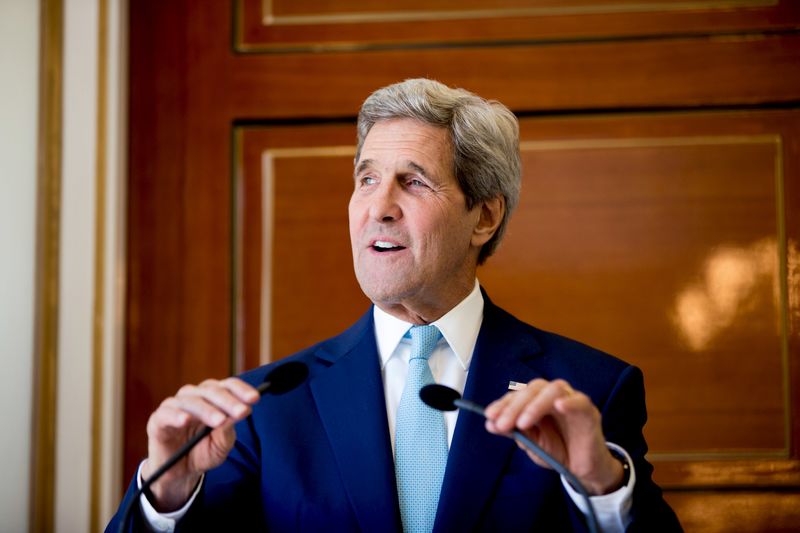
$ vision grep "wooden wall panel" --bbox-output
[230,33,800,118]
[665,491,800,532]
[500,137,784,455]
[236,0,800,52]
[236,111,800,499]
[126,0,189,484]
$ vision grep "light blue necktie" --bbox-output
[395,325,448,533]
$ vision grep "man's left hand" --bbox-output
[484,378,625,495]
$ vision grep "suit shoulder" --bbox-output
[531,324,629,372]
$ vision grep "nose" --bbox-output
[370,180,402,222]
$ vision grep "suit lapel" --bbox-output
[309,310,401,533]
[434,297,544,531]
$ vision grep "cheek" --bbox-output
[347,199,361,237]
[419,211,471,254]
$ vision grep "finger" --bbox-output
[149,402,193,431]
[515,379,576,430]
[177,381,255,423]
[485,391,521,435]
[484,391,516,419]
[145,403,206,468]
[484,418,507,435]
[491,379,549,433]
[554,392,592,415]
[485,379,544,413]
[218,377,261,404]
[165,384,250,428]
[165,394,226,428]
[553,393,601,435]
[197,378,261,417]
[146,403,200,453]
[514,433,552,469]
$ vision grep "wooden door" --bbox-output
[127,1,800,528]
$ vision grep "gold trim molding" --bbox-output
[90,0,108,530]
[242,131,790,462]
[261,0,776,26]
[30,0,63,531]
[519,133,791,462]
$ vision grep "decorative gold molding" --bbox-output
[519,133,791,462]
[261,0,776,26]
[259,152,275,365]
[774,136,791,457]
[235,0,787,52]
[90,0,108,530]
[232,128,246,374]
[264,146,356,159]
[519,134,779,152]
[30,0,63,531]
[246,131,790,461]
[649,450,790,462]
[235,0,783,52]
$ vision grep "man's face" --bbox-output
[349,118,483,321]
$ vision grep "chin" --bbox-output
[356,275,416,306]
[361,285,411,306]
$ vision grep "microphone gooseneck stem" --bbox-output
[453,398,486,416]
[454,398,601,533]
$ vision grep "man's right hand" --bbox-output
[141,377,261,512]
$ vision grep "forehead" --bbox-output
[358,118,453,170]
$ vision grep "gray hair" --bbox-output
[356,78,521,264]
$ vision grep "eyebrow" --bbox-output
[354,159,375,177]
[353,159,433,179]
[407,161,430,179]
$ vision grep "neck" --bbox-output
[375,279,476,325]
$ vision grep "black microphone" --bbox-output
[420,384,601,533]
[117,361,308,533]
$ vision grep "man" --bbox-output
[108,79,680,531]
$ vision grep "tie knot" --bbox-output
[409,325,442,361]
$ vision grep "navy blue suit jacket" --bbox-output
[109,296,680,531]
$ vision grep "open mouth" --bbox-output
[372,240,406,252]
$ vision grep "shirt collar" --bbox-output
[373,279,484,371]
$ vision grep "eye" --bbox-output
[406,177,428,188]
[359,175,377,186]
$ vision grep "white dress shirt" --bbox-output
[140,279,633,532]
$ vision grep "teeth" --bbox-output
[374,241,399,249]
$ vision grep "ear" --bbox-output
[471,196,505,248]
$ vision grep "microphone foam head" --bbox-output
[420,384,461,411]
[262,361,308,394]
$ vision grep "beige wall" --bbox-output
[0,1,40,531]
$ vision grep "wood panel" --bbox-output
[236,0,800,52]
[500,113,800,487]
[503,135,785,456]
[236,111,800,500]
[665,491,800,532]
[230,32,800,119]
[126,0,235,481]
[126,0,189,482]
